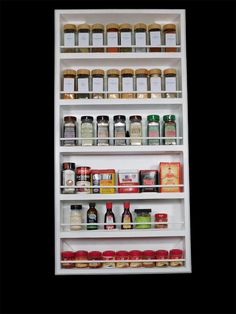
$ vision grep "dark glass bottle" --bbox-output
[87,202,98,230]
[104,202,116,230]
[121,202,133,229]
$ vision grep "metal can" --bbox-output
[75,166,91,193]
[155,213,168,228]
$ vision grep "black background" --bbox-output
[0,0,236,313]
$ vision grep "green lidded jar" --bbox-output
[163,114,177,145]
[134,209,152,229]
[147,114,160,145]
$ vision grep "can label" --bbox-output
[76,173,90,193]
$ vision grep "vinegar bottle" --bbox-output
[121,202,133,229]
[104,202,116,230]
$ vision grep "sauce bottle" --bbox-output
[121,202,133,229]
[87,202,98,230]
[104,202,116,230]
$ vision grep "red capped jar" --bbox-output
[74,250,88,268]
[75,166,91,194]
[88,251,102,268]
[142,250,155,267]
[102,250,116,268]
[156,250,169,267]
[169,249,184,267]
[115,250,129,268]
[155,213,168,228]
[61,251,75,268]
[129,250,142,268]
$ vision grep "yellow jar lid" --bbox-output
[149,68,162,75]
[121,68,134,75]
[77,23,90,30]
[63,69,76,76]
[163,24,176,31]
[163,68,176,75]
[148,23,161,30]
[107,69,120,76]
[134,23,147,30]
[135,68,148,75]
[119,23,132,30]
[91,69,105,75]
[92,23,104,30]
[64,24,76,30]
[106,23,119,30]
[77,69,90,75]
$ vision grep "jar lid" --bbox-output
[102,250,116,256]
[129,250,142,257]
[81,115,93,121]
[71,205,82,210]
[147,114,160,122]
[75,250,88,257]
[97,115,109,122]
[124,201,130,208]
[62,162,75,170]
[120,23,132,30]
[148,23,161,31]
[113,115,126,121]
[77,69,90,75]
[143,250,155,257]
[75,166,91,174]
[88,251,102,258]
[121,68,134,75]
[116,250,129,256]
[134,23,147,30]
[149,68,162,75]
[155,213,168,218]
[61,251,74,258]
[77,23,90,30]
[107,69,120,76]
[135,68,148,75]
[64,24,76,30]
[156,250,169,257]
[129,115,142,121]
[163,68,176,75]
[163,23,176,31]
[91,69,105,76]
[169,249,183,256]
[92,23,104,30]
[63,69,76,76]
[106,23,119,30]
[64,116,77,122]
[163,114,176,122]
[134,208,151,214]
[106,201,112,208]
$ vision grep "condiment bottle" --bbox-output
[113,115,126,146]
[91,69,105,99]
[121,201,133,229]
[77,23,90,52]
[63,116,77,146]
[107,69,120,99]
[61,162,76,194]
[63,24,76,52]
[121,68,134,98]
[91,24,104,52]
[163,114,177,145]
[75,166,91,193]
[149,68,162,98]
[129,115,142,145]
[135,68,148,98]
[81,116,94,146]
[156,250,169,267]
[163,68,177,98]
[63,69,76,99]
[120,23,132,52]
[163,23,177,52]
[134,23,147,52]
[106,23,119,52]
[70,205,83,230]
[87,202,98,230]
[147,114,160,145]
[148,23,161,52]
[97,115,109,146]
[169,249,184,266]
[77,69,90,99]
[104,201,116,230]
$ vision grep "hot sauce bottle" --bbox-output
[121,202,133,229]
[104,202,116,230]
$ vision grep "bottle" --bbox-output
[63,116,77,146]
[113,115,126,146]
[121,202,133,229]
[129,115,142,145]
[91,69,105,99]
[61,162,76,194]
[77,69,90,99]
[91,24,104,52]
[119,23,132,52]
[63,69,76,99]
[70,205,83,230]
[87,202,98,230]
[121,68,134,98]
[149,68,162,98]
[107,69,120,99]
[163,24,177,52]
[104,202,116,230]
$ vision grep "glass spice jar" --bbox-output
[169,249,184,266]
[97,115,109,146]
[115,250,129,268]
[63,116,77,146]
[142,250,155,267]
[147,114,160,145]
[91,24,104,52]
[88,251,102,268]
[70,205,83,230]
[121,68,134,98]
[163,68,177,98]
[148,23,162,52]
[77,69,90,99]
[163,24,177,52]
[129,250,143,268]
[81,116,94,146]
[63,69,76,99]
[149,68,162,98]
[155,213,168,228]
[135,68,148,99]
[75,166,91,194]
[107,69,120,99]
[102,250,116,268]
[120,23,132,52]
[113,115,126,146]
[77,23,90,52]
[106,23,119,52]
[134,209,152,229]
[74,250,88,268]
[61,162,76,194]
[129,115,142,145]
[163,114,177,145]
[63,24,76,53]
[156,250,169,267]
[134,23,147,52]
[61,251,75,268]
[91,69,105,99]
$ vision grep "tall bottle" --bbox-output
[104,202,116,230]
[87,202,98,230]
[121,202,133,229]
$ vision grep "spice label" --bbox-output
[78,33,89,47]
[122,77,133,92]
[64,33,75,47]
[107,32,118,47]
[100,173,115,194]
[120,32,132,47]
[135,32,146,47]
[97,125,109,145]
[106,215,115,229]
[136,77,147,92]
[150,76,161,92]
[92,33,103,47]
[76,181,90,193]
[64,78,74,92]
[92,77,103,92]
[165,33,176,47]
[130,122,142,145]
[150,31,161,46]
[160,162,180,192]
[114,126,126,145]
[108,77,119,92]
[165,77,176,91]
[165,124,176,142]
[78,78,89,92]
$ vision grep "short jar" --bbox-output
[91,24,104,52]
[155,213,168,228]
[77,23,90,52]
[142,250,155,267]
[120,23,132,52]
[148,23,161,52]
[102,250,116,268]
[74,250,88,268]
[163,68,177,98]
[129,250,143,268]
[63,69,76,99]
[63,116,77,146]
[121,68,134,98]
[107,69,120,99]
[156,250,169,267]
[88,251,102,268]
[134,209,152,229]
[163,24,177,52]
[106,23,119,52]
[116,250,129,268]
[149,68,162,98]
[75,166,91,193]
[135,68,148,99]
[91,69,105,99]
[63,24,76,52]
[169,249,184,266]
[134,23,147,52]
[61,251,75,268]
[61,162,76,194]
[77,69,90,99]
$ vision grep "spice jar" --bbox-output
[129,250,142,268]
[163,68,177,98]
[102,250,116,268]
[147,114,160,145]
[129,115,142,145]
[61,162,76,194]
[63,24,76,52]
[107,69,120,99]
[156,250,169,267]
[106,23,119,52]
[77,23,90,52]
[142,250,155,267]
[91,69,105,99]
[61,251,75,268]
[134,209,152,229]
[70,205,83,230]
[97,115,109,146]
[169,249,184,266]
[75,166,91,193]
[121,68,134,98]
[135,68,148,99]
[163,24,177,52]
[155,213,168,228]
[63,116,77,146]
[113,115,126,146]
[148,23,161,52]
[81,116,94,146]
[88,251,102,268]
[115,250,129,268]
[75,250,88,268]
[134,23,147,52]
[120,23,132,52]
[77,69,90,99]
[91,24,104,52]
[163,114,177,145]
[63,69,76,99]
[149,69,162,98]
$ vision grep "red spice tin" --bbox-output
[155,213,168,228]
[61,251,75,268]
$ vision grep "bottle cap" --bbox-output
[147,114,160,122]
[71,205,82,210]
[124,202,130,208]
[64,24,76,30]
[148,23,161,31]
[106,201,112,208]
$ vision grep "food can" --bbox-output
[91,169,115,194]
[75,166,91,193]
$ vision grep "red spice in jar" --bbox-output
[102,250,116,268]
[155,213,168,228]
[74,250,88,268]
[156,250,169,267]
[61,251,75,268]
[169,249,184,267]
[129,250,142,268]
[88,251,102,268]
[115,250,129,268]
[142,250,155,267]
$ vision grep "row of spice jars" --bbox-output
[62,114,177,146]
[63,23,178,52]
[62,68,179,99]
[61,249,184,269]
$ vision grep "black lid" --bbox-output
[89,202,96,207]
[113,115,126,121]
[81,116,93,122]
[134,208,152,213]
[97,115,109,122]
[130,115,142,121]
[62,162,76,170]
[71,205,82,210]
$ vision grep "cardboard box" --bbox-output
[159,162,181,192]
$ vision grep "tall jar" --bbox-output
[148,23,162,52]
[63,116,77,146]
[149,68,162,98]
[91,24,104,52]
[77,23,90,52]
[77,69,90,99]
[163,68,177,98]
[147,114,160,145]
[107,69,120,99]
[61,162,76,194]
[81,116,94,146]
[91,69,105,99]
[63,24,76,53]
[63,69,76,99]
[129,115,142,145]
[163,114,177,145]
[121,68,134,98]
[163,24,177,52]
[113,115,126,146]
[97,115,109,146]
[120,23,132,52]
[106,23,119,52]
[134,23,147,52]
[135,68,148,99]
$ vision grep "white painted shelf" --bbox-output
[60,52,183,59]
